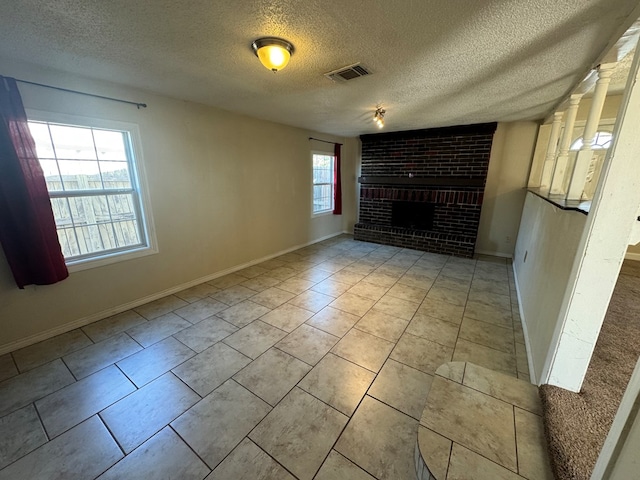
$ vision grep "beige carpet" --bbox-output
[540,260,640,480]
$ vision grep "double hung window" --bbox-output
[312,153,335,215]
[28,114,155,269]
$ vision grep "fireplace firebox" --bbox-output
[391,201,434,230]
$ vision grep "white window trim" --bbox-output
[311,150,335,217]
[26,109,158,272]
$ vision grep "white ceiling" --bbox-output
[0,0,638,136]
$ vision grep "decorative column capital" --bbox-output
[568,93,584,106]
[596,63,616,78]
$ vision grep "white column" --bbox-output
[540,111,564,192]
[550,94,583,195]
[542,46,640,392]
[566,65,615,200]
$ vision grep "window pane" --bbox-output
[49,124,97,160]
[57,160,103,190]
[593,131,612,149]
[313,184,332,212]
[100,161,132,189]
[50,198,73,229]
[107,194,137,221]
[570,131,613,151]
[28,122,56,158]
[97,222,117,250]
[113,219,141,247]
[94,129,128,161]
[69,196,112,225]
[57,228,80,258]
[76,225,105,254]
[40,159,64,191]
[313,165,332,184]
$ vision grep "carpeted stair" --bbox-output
[539,260,640,480]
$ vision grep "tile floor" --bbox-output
[0,235,531,480]
[417,362,552,480]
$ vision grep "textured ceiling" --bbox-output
[0,0,638,136]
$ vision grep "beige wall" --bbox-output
[513,192,587,380]
[575,94,622,122]
[0,58,357,352]
[476,121,538,257]
[626,242,640,257]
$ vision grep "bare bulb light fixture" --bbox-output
[373,107,385,128]
[252,37,295,72]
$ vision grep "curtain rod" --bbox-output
[15,79,147,109]
[309,137,343,146]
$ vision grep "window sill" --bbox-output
[312,210,337,218]
[66,245,158,273]
[527,188,590,215]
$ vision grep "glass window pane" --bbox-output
[76,225,104,254]
[57,160,103,190]
[593,132,612,149]
[94,129,128,161]
[321,168,332,184]
[107,194,137,220]
[57,228,80,258]
[50,198,72,228]
[100,161,132,189]
[49,124,97,160]
[28,122,55,158]
[113,220,141,247]
[97,223,116,250]
[67,196,111,226]
[40,159,64,191]
[570,138,583,151]
[313,184,332,212]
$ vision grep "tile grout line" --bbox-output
[166,424,213,476]
[241,246,428,480]
[2,238,530,479]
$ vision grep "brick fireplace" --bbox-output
[354,123,497,257]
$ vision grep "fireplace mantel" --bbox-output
[358,176,485,187]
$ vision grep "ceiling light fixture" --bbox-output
[251,37,295,72]
[373,107,385,129]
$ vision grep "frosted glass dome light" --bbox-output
[252,37,295,72]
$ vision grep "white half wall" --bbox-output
[0,58,357,351]
[512,192,587,381]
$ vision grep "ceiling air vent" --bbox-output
[324,63,371,82]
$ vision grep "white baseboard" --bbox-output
[624,252,640,261]
[511,262,537,384]
[0,231,347,355]
[475,250,513,259]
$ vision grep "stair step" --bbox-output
[416,362,554,479]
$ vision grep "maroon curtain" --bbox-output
[0,76,68,288]
[333,142,342,215]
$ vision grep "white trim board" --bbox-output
[624,252,640,261]
[0,231,347,355]
[512,261,537,384]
